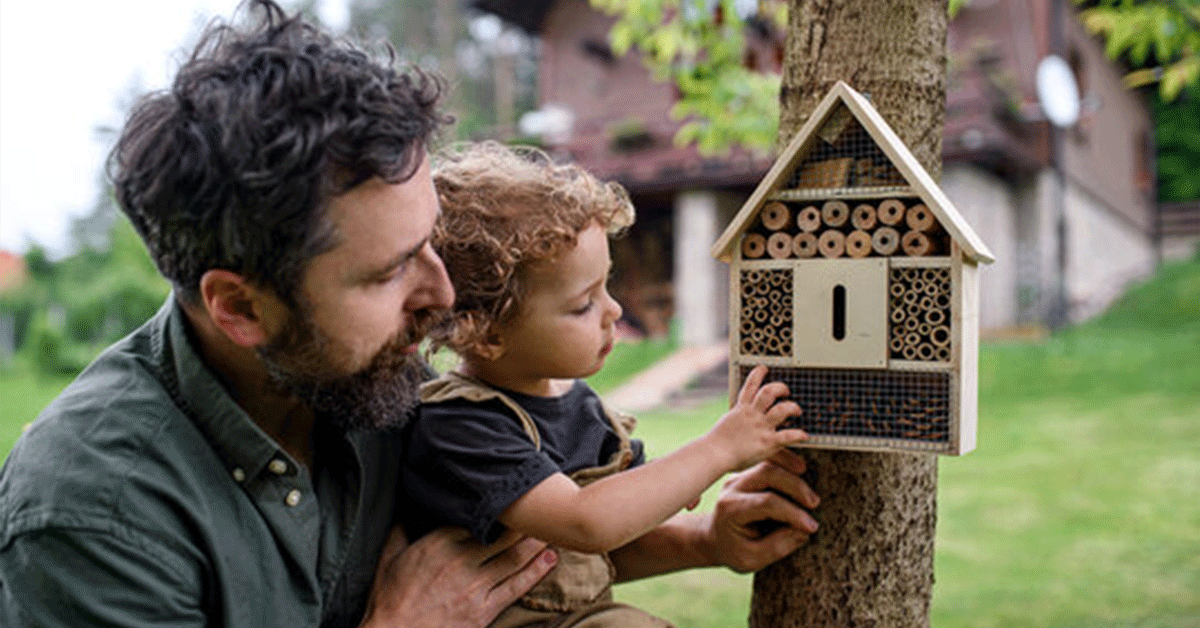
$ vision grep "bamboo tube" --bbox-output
[851,204,877,230]
[745,269,762,284]
[752,328,764,342]
[760,201,791,231]
[890,336,906,353]
[766,336,780,353]
[890,306,906,324]
[918,323,932,336]
[903,345,918,360]
[904,315,920,332]
[901,230,934,256]
[930,325,951,347]
[917,343,935,361]
[871,226,901,256]
[741,338,756,355]
[905,332,921,348]
[922,268,944,284]
[792,233,818,258]
[924,308,945,326]
[797,205,822,232]
[878,199,906,225]
[905,203,937,233]
[818,230,846,258]
[935,293,951,308]
[846,230,872,258]
[769,314,783,328]
[780,326,792,340]
[936,346,951,362]
[821,200,850,228]
[781,294,793,309]
[740,319,754,334]
[903,290,919,306]
[890,281,906,298]
[767,232,792,259]
[754,309,768,323]
[742,233,766,258]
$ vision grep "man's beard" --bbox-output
[257,307,437,432]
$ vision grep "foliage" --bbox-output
[1154,88,1200,201]
[1077,0,1200,100]
[590,0,785,154]
[0,195,170,375]
[343,0,539,141]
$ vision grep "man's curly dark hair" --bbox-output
[110,0,447,306]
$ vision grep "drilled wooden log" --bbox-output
[852,204,877,231]
[797,205,822,232]
[871,226,901,256]
[905,203,938,233]
[792,232,818,258]
[761,201,791,231]
[901,230,934,256]
[877,198,906,226]
[742,233,766,258]
[821,200,850,228]
[767,232,793,259]
[818,230,846,258]
[846,230,873,258]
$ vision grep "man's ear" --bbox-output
[198,269,275,348]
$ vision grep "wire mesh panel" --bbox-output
[783,109,905,192]
[889,266,953,362]
[738,364,952,451]
[738,268,793,357]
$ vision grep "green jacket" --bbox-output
[0,297,406,627]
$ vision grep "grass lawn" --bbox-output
[2,258,1198,627]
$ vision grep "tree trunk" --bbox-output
[750,2,948,627]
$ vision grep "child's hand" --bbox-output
[706,365,807,472]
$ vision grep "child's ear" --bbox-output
[198,269,277,348]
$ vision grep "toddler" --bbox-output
[401,141,806,628]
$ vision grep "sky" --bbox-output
[0,0,348,257]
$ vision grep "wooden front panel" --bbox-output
[793,259,888,368]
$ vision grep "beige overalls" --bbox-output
[421,373,674,628]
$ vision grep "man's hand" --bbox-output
[359,526,556,628]
[706,448,820,573]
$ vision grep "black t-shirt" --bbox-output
[401,379,645,544]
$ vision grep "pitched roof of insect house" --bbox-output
[712,81,994,264]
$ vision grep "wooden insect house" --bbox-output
[712,82,995,455]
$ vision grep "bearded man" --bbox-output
[0,2,820,626]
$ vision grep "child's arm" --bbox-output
[497,365,806,554]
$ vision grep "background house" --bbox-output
[474,0,1164,346]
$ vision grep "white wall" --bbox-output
[673,189,735,347]
[1063,181,1157,322]
[941,164,1019,330]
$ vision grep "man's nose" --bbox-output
[407,243,455,312]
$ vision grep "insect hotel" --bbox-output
[711,82,995,455]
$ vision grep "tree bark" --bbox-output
[750,2,948,627]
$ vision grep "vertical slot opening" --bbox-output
[832,284,846,341]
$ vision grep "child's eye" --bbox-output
[572,301,594,315]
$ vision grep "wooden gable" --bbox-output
[712,81,994,265]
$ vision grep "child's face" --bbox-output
[489,222,623,388]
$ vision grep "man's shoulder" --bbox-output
[0,332,215,544]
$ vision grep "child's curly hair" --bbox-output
[430,141,635,357]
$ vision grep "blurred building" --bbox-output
[475,0,1164,343]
